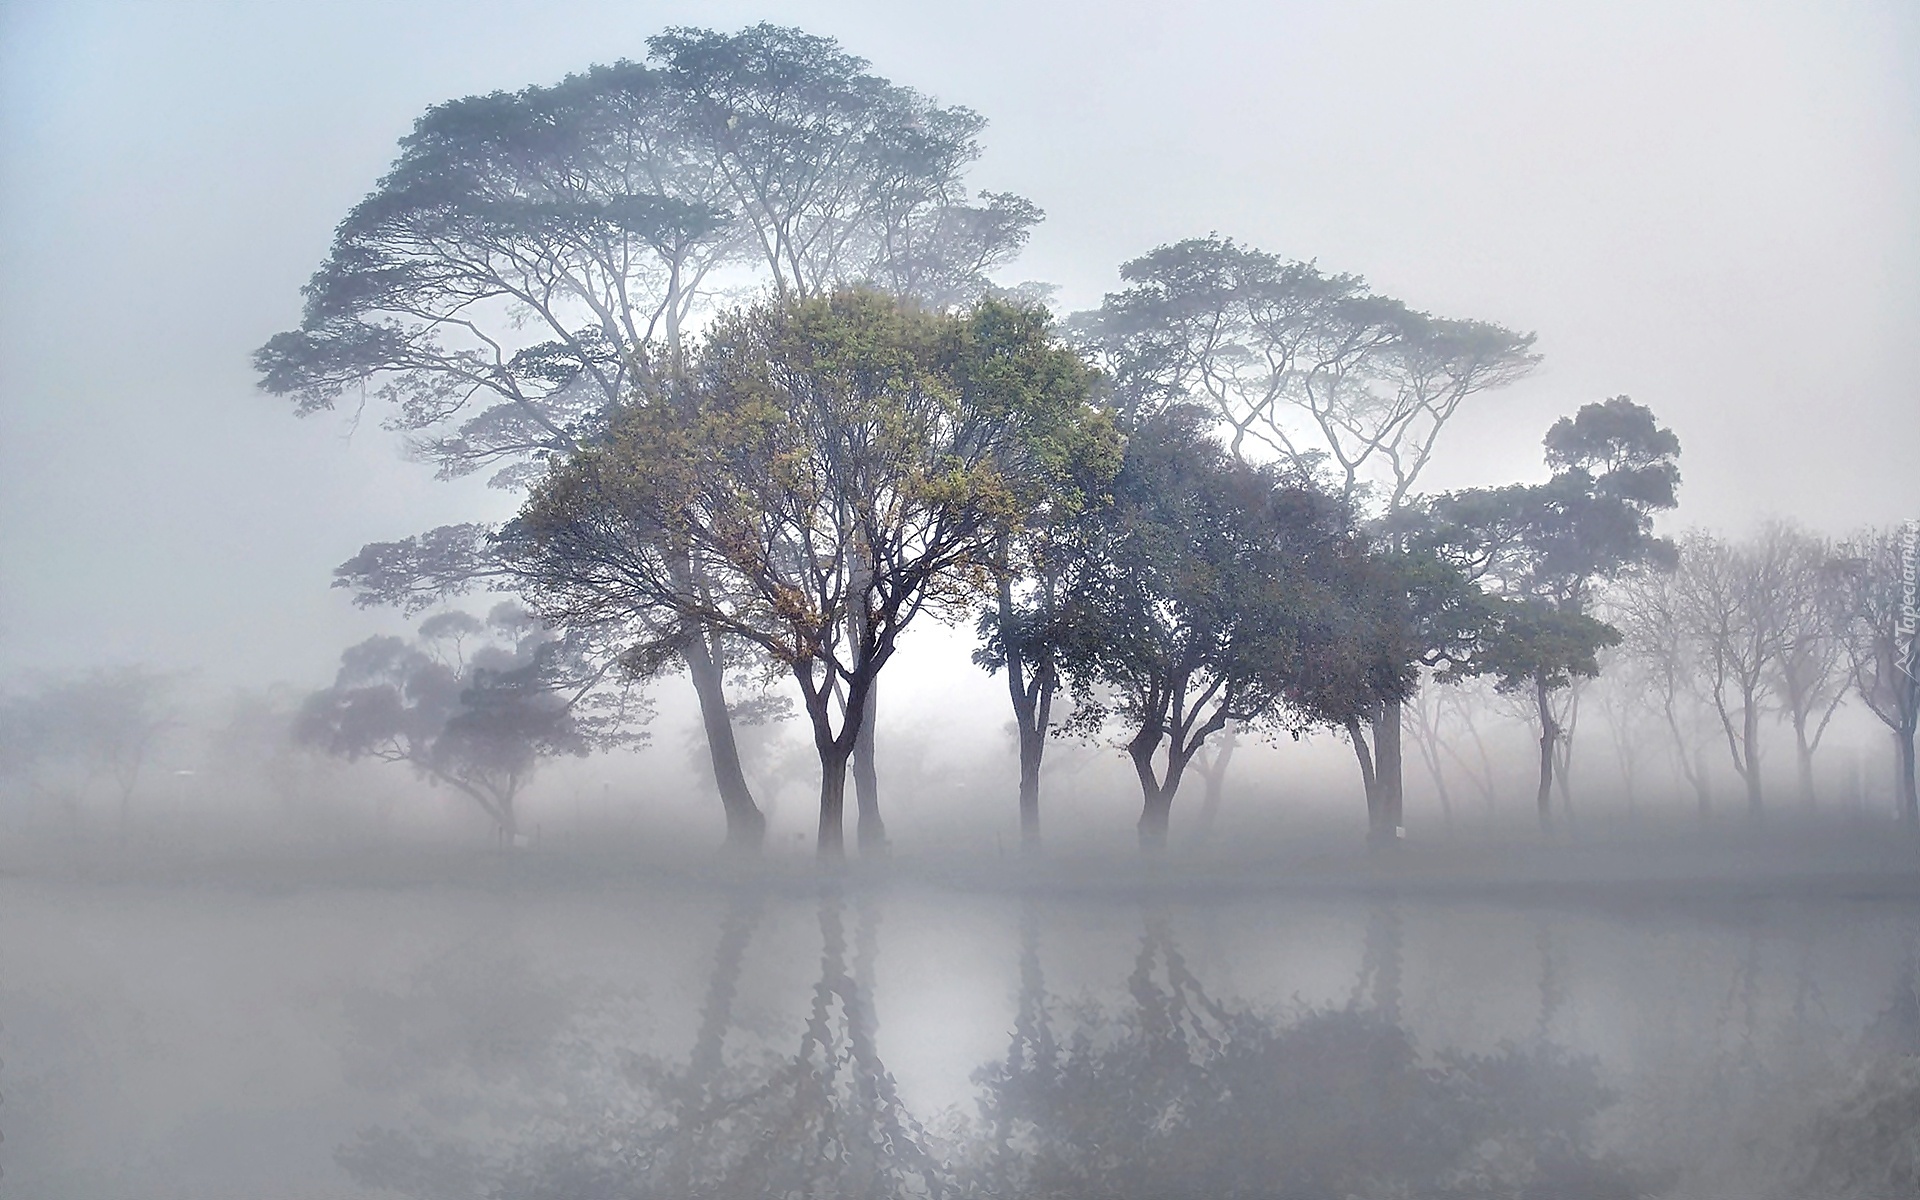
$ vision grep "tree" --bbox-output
[1057,407,1404,850]
[1667,530,1792,821]
[1835,524,1920,827]
[1072,234,1539,840]
[505,290,1104,857]
[1611,566,1720,820]
[970,362,1121,847]
[257,24,1038,850]
[0,666,178,836]
[1763,521,1854,808]
[1434,397,1680,830]
[296,604,642,842]
[647,24,1038,308]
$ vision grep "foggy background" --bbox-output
[4,6,1920,1198]
[2,0,1914,689]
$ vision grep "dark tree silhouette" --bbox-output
[1057,407,1407,849]
[1431,397,1680,830]
[1071,233,1539,842]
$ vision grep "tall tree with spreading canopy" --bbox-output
[255,25,1040,848]
[1432,397,1680,830]
[1073,234,1538,840]
[1057,407,1407,849]
[970,356,1120,847]
[505,290,1105,857]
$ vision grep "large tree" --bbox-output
[1433,397,1680,830]
[970,372,1121,847]
[504,290,1104,857]
[257,24,1038,848]
[1057,407,1406,850]
[1072,234,1538,839]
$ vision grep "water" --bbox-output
[3,841,1917,1198]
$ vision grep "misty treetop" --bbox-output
[254,23,1038,491]
[1071,233,1540,507]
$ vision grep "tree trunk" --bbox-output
[1017,722,1044,847]
[1131,730,1171,851]
[817,745,850,860]
[1347,717,1380,837]
[1535,677,1557,834]
[1374,702,1405,840]
[1899,723,1919,830]
[1695,746,1713,824]
[1792,712,1817,809]
[852,680,885,852]
[1135,734,1200,853]
[1138,783,1172,851]
[1373,702,1404,845]
[1742,694,1765,821]
[683,633,766,849]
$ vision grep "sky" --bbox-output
[1,0,1916,690]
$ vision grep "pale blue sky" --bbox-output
[2,0,1915,685]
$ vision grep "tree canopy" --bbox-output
[504,289,1107,854]
[1056,407,1407,846]
[296,604,641,840]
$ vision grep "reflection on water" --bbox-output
[4,870,1919,1198]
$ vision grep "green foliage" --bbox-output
[1427,397,1681,694]
[511,291,1104,675]
[1054,407,1407,823]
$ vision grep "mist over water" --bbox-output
[4,2,1919,1196]
[5,834,1920,1198]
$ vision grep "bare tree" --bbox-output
[1835,524,1920,826]
[1402,676,1458,833]
[1672,530,1785,820]
[1611,567,1718,820]
[1764,521,1853,807]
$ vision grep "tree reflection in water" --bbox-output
[338,891,1658,1200]
[490,884,951,1200]
[969,902,1644,1200]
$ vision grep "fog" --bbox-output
[3,1,1919,1196]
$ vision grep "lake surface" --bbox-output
[4,837,1918,1198]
